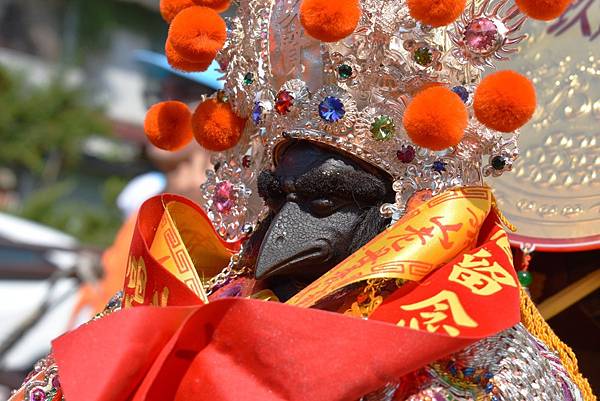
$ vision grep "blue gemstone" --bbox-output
[433,160,447,173]
[491,396,500,401]
[463,367,475,377]
[485,383,494,393]
[484,372,494,379]
[319,96,346,122]
[252,102,263,124]
[452,86,469,103]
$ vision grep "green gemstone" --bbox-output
[243,72,254,85]
[370,115,396,141]
[338,64,353,79]
[414,46,433,66]
[518,270,533,287]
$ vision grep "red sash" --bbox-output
[50,190,520,401]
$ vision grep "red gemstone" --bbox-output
[30,389,46,401]
[242,155,252,168]
[396,145,416,163]
[213,181,235,214]
[464,17,500,54]
[275,90,294,115]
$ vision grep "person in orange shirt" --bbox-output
[71,142,212,319]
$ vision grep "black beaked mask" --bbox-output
[253,141,394,300]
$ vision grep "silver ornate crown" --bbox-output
[199,0,533,241]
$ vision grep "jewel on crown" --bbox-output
[148,0,574,241]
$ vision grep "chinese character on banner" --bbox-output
[152,287,170,307]
[448,249,517,296]
[352,246,391,269]
[548,0,600,41]
[388,225,434,251]
[125,256,147,307]
[429,217,462,249]
[398,290,478,337]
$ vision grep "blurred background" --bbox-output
[0,0,597,399]
[0,0,223,396]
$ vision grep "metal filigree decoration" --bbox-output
[397,324,583,401]
[201,0,536,239]
[20,361,62,401]
[360,323,584,400]
[201,158,255,240]
[450,0,528,68]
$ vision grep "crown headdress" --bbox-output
[146,0,573,241]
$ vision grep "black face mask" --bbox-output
[251,140,394,301]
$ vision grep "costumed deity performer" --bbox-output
[9,0,596,400]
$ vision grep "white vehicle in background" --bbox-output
[0,213,101,398]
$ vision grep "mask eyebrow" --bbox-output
[257,170,284,200]
[294,166,388,204]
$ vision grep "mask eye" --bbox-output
[257,170,285,210]
[310,198,337,217]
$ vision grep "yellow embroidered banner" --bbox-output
[150,202,209,303]
[371,221,519,338]
[123,194,239,308]
[287,187,493,308]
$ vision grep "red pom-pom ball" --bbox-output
[515,0,572,21]
[144,101,193,151]
[407,0,466,27]
[159,0,195,23]
[168,6,227,62]
[299,0,361,42]
[474,70,536,133]
[403,86,468,151]
[165,40,212,72]
[192,99,246,151]
[192,0,231,12]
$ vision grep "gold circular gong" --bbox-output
[492,3,600,251]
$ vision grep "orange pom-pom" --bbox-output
[299,0,361,42]
[165,39,212,72]
[168,6,227,62]
[407,0,466,27]
[192,0,231,12]
[192,99,246,151]
[403,86,468,151]
[144,101,193,151]
[159,0,195,23]
[515,0,572,21]
[474,70,536,133]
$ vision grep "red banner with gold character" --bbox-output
[123,194,240,308]
[370,215,519,338]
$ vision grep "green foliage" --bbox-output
[0,68,129,246]
[0,0,163,247]
[102,175,129,207]
[19,177,128,247]
[0,67,110,174]
[69,0,167,60]
[18,181,74,222]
